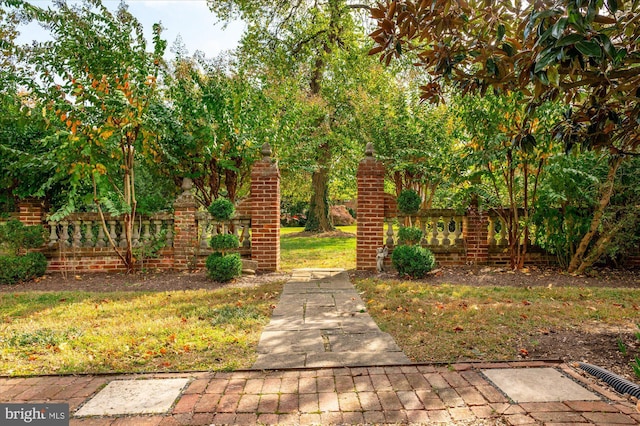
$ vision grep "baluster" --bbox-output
[108,220,118,247]
[488,216,497,245]
[132,222,140,247]
[454,216,463,244]
[241,223,251,249]
[153,219,162,241]
[60,221,70,247]
[84,220,95,247]
[48,221,59,247]
[96,224,107,248]
[441,216,450,246]
[142,220,151,244]
[165,222,173,247]
[419,219,427,245]
[200,217,210,249]
[232,220,240,238]
[498,217,508,245]
[118,220,127,248]
[72,220,82,247]
[386,220,395,249]
[430,217,439,245]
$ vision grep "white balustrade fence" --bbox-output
[195,212,251,252]
[47,214,174,249]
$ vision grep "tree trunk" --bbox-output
[568,156,623,273]
[305,144,334,232]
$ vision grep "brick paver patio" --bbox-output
[1,361,639,425]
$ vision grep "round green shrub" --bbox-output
[0,252,48,285]
[208,198,236,221]
[205,252,243,282]
[391,245,435,279]
[0,219,45,256]
[209,234,240,252]
[397,226,423,246]
[397,189,421,216]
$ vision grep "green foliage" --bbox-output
[0,219,45,256]
[391,245,435,279]
[633,356,640,380]
[209,234,240,253]
[397,189,421,215]
[0,252,47,285]
[616,338,628,356]
[205,252,243,282]
[397,227,423,246]
[208,198,236,221]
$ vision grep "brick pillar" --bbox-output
[18,198,44,226]
[251,143,280,272]
[173,178,198,270]
[357,143,386,271]
[464,199,489,265]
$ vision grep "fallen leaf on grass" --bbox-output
[519,348,529,357]
[453,326,464,333]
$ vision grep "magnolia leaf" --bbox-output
[575,40,603,58]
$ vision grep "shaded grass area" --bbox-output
[0,281,284,376]
[280,226,356,271]
[355,277,640,363]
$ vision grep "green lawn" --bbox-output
[280,226,356,271]
[0,281,284,376]
[355,277,640,367]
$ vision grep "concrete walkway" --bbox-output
[253,269,410,369]
[1,269,639,425]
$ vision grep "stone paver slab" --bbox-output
[75,378,189,416]
[482,368,600,403]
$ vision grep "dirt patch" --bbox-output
[0,270,290,293]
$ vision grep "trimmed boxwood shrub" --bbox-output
[0,252,48,285]
[397,227,423,246]
[209,234,240,253]
[391,245,435,279]
[208,198,235,221]
[205,252,243,282]
[397,189,421,216]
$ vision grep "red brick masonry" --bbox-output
[1,362,638,425]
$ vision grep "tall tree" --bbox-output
[208,0,374,232]
[371,0,640,272]
[154,53,266,207]
[16,0,166,272]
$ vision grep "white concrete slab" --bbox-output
[482,368,600,403]
[75,378,189,416]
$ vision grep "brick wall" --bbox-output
[18,198,44,227]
